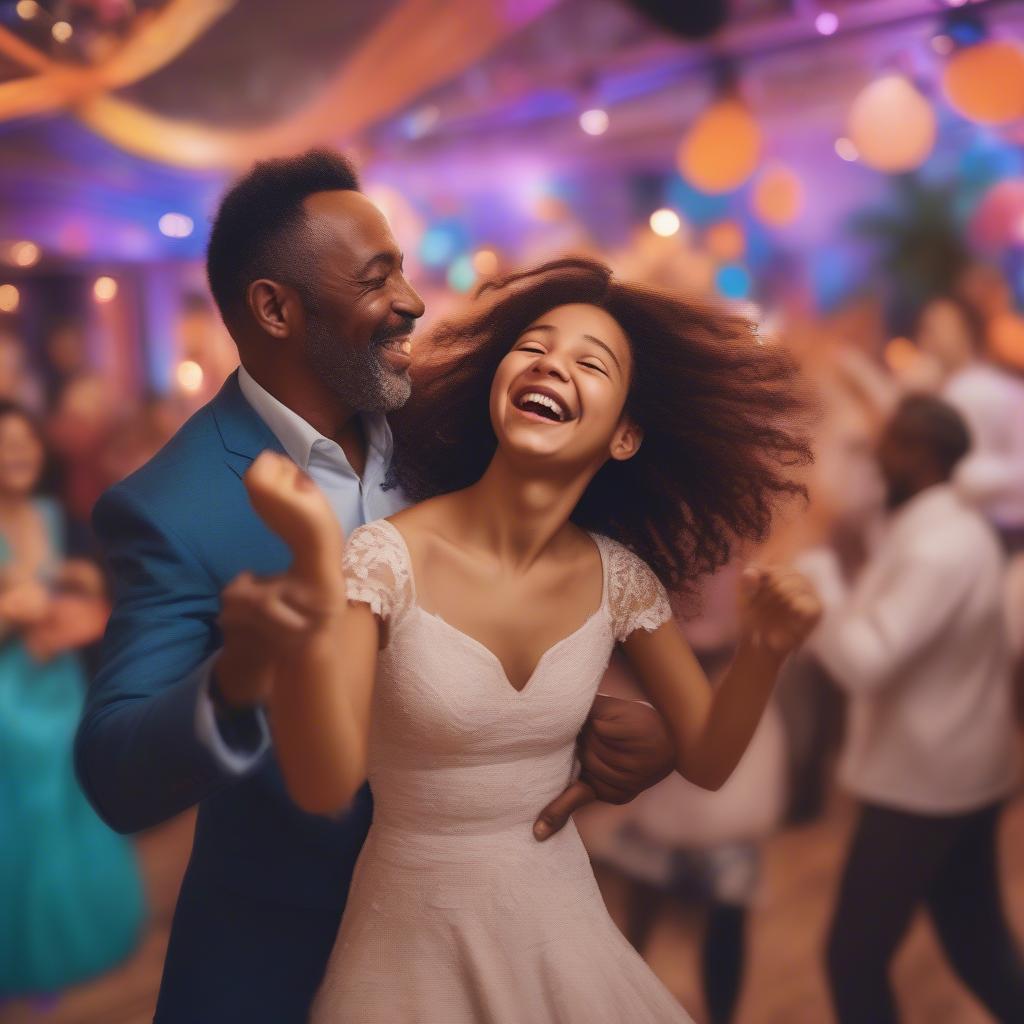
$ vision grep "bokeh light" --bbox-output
[0,284,19,313]
[419,225,461,268]
[751,164,804,227]
[158,213,194,239]
[705,220,745,261]
[815,12,838,36]
[10,241,40,267]
[52,21,73,43]
[714,263,752,299]
[834,137,859,162]
[649,208,681,237]
[446,254,476,293]
[176,360,204,393]
[579,109,609,136]
[472,248,499,276]
[93,276,118,303]
[15,1,39,20]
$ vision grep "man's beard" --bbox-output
[306,314,412,414]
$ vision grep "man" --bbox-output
[916,294,1024,550]
[801,394,1024,1023]
[75,150,675,1022]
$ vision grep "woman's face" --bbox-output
[0,413,44,497]
[489,303,641,471]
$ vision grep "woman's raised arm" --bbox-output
[622,567,820,791]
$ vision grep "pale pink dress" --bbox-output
[311,519,694,1023]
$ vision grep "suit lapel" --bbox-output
[210,370,287,479]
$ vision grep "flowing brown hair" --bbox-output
[388,256,813,592]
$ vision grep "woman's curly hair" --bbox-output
[388,256,813,592]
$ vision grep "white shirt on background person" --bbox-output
[799,484,1020,815]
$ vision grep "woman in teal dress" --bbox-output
[0,400,144,995]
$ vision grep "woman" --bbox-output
[0,401,144,996]
[241,257,821,1022]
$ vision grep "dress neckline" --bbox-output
[377,518,609,696]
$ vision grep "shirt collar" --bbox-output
[236,364,393,472]
[886,482,960,537]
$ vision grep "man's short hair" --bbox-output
[890,393,971,477]
[206,148,360,324]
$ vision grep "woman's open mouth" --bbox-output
[512,388,574,424]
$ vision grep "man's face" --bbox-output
[300,191,425,413]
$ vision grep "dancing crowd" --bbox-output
[0,149,1022,1023]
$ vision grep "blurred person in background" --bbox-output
[0,331,44,414]
[46,370,118,535]
[581,561,789,1024]
[915,295,1024,551]
[800,394,1024,1024]
[42,321,90,408]
[0,400,144,999]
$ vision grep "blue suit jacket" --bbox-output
[75,372,372,1014]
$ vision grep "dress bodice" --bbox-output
[342,520,672,839]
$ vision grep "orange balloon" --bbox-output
[704,220,745,261]
[752,164,804,226]
[678,99,762,195]
[847,75,936,173]
[943,41,1024,125]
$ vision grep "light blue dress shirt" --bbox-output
[195,365,409,772]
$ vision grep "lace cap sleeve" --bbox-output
[605,539,673,643]
[342,520,413,625]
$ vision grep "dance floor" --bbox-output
[3,792,1022,1024]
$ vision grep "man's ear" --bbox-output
[610,416,643,462]
[247,279,301,340]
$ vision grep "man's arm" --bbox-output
[533,695,675,840]
[75,484,267,834]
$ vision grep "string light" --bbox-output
[93,276,118,303]
[158,213,194,238]
[176,360,204,393]
[649,209,681,237]
[10,241,40,267]
[579,109,609,136]
[472,249,499,276]
[834,137,859,162]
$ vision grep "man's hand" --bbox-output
[533,695,675,841]
[214,571,326,709]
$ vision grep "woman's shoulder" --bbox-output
[588,534,673,641]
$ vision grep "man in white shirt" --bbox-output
[803,394,1024,1023]
[75,150,676,1023]
[916,294,1024,549]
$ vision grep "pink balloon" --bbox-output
[969,179,1024,251]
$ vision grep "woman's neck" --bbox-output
[452,451,597,569]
